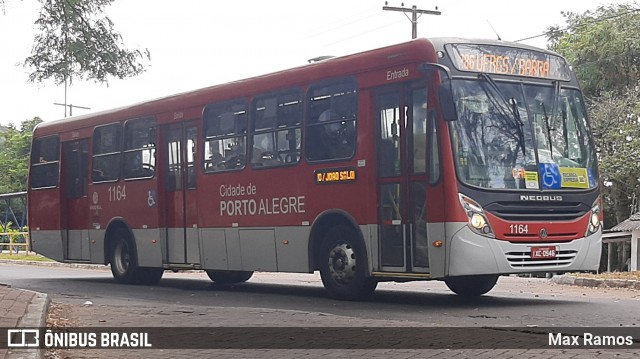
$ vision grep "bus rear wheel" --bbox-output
[444,275,499,296]
[319,225,377,301]
[205,270,253,284]
[110,231,164,285]
[110,231,139,284]
[136,268,164,285]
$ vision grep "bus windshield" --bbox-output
[449,78,598,191]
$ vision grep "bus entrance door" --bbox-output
[162,122,199,265]
[375,85,430,273]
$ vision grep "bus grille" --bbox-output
[505,250,577,268]
[485,201,589,221]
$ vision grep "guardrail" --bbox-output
[0,232,30,255]
[0,191,29,255]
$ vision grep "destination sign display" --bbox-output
[446,44,572,81]
[315,167,357,184]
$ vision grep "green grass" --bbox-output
[0,253,54,262]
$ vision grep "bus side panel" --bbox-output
[238,229,278,271]
[28,190,64,261]
[89,229,106,264]
[30,230,64,261]
[200,229,229,270]
[132,228,163,267]
[274,226,310,272]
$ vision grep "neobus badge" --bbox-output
[520,195,563,202]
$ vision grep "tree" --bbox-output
[547,4,640,230]
[3,0,149,86]
[587,88,640,227]
[0,117,43,194]
[547,4,640,97]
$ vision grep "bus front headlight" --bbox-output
[586,197,602,236]
[459,194,494,238]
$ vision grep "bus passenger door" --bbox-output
[61,140,90,260]
[162,122,199,264]
[375,85,430,273]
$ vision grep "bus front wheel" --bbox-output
[319,225,377,301]
[444,275,499,296]
[205,270,253,284]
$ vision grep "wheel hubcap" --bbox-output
[327,243,356,285]
[114,242,130,274]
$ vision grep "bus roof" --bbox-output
[34,38,437,137]
[33,37,566,137]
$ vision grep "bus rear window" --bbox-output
[30,135,60,189]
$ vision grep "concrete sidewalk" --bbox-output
[0,284,49,359]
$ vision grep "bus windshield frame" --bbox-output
[448,76,598,192]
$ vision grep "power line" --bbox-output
[514,7,640,43]
[303,9,381,40]
[322,18,405,47]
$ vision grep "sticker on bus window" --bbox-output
[524,171,539,189]
[559,167,589,189]
[539,163,561,189]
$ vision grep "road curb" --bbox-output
[551,275,640,290]
[0,259,108,271]
[5,289,49,359]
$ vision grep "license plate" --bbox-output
[531,246,557,259]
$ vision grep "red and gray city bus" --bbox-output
[28,38,602,300]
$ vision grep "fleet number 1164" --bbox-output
[509,224,529,234]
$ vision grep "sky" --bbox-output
[0,0,626,127]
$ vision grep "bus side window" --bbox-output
[251,89,302,168]
[30,135,60,189]
[92,123,122,183]
[203,100,247,172]
[305,79,357,162]
[123,117,156,180]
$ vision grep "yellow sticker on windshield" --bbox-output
[525,171,539,189]
[559,167,589,189]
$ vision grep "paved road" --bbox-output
[0,263,639,358]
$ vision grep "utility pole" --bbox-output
[382,3,441,39]
[53,76,90,117]
[53,102,91,117]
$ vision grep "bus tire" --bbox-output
[205,270,253,284]
[319,225,377,301]
[136,268,164,285]
[109,230,140,284]
[444,275,499,296]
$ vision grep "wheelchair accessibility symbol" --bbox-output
[539,163,561,189]
[148,190,156,207]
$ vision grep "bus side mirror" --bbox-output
[419,63,458,122]
[438,82,458,122]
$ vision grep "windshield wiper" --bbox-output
[477,73,526,157]
[541,81,562,158]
